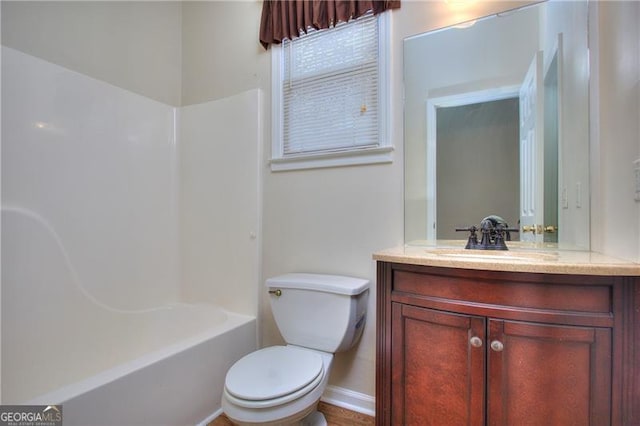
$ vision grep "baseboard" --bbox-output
[198,387,375,424]
[196,408,223,426]
[321,385,375,417]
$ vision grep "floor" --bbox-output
[208,401,375,426]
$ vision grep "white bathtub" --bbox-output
[1,208,257,425]
[4,302,256,426]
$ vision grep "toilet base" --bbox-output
[224,402,325,426]
[299,411,327,426]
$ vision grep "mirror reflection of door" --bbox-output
[519,51,545,243]
[543,37,562,244]
[435,97,520,240]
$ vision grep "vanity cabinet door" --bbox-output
[391,303,486,426]
[486,319,612,426]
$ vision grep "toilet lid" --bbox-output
[225,346,324,401]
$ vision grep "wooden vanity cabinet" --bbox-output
[376,262,640,426]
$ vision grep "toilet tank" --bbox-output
[266,273,369,353]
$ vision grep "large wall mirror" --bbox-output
[404,0,590,250]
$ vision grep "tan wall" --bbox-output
[590,1,640,262]
[181,1,267,106]
[1,1,182,106]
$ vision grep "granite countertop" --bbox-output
[373,241,640,276]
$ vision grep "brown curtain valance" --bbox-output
[259,0,401,49]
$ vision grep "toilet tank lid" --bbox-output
[266,273,369,295]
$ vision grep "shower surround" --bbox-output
[1,46,261,425]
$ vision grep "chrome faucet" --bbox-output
[456,215,519,250]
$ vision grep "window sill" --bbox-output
[270,146,394,172]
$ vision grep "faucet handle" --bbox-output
[493,233,508,250]
[455,226,478,233]
[456,226,479,249]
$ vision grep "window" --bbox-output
[270,12,392,171]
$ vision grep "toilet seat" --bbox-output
[224,346,324,409]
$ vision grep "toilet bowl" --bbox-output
[222,345,333,425]
[221,273,369,425]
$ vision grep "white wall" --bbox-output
[2,44,183,401]
[179,90,262,316]
[1,46,180,312]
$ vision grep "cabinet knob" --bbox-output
[469,336,483,348]
[490,340,504,352]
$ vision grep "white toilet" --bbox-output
[221,273,369,425]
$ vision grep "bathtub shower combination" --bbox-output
[1,46,261,425]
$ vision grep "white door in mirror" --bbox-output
[519,51,544,242]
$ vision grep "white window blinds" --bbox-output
[281,13,380,157]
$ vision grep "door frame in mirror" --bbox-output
[425,85,520,240]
